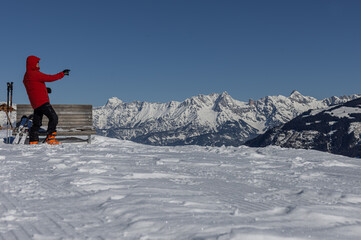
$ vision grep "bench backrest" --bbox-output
[16,104,94,130]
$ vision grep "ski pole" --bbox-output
[10,82,13,128]
[6,82,9,117]
[10,82,13,108]
[6,82,10,143]
[9,82,14,142]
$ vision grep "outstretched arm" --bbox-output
[37,71,65,82]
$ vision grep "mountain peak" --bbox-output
[220,91,230,97]
[106,97,123,107]
[216,91,232,102]
[288,90,315,104]
[289,90,303,98]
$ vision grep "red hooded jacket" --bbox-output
[23,56,64,109]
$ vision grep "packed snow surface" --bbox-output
[0,134,361,239]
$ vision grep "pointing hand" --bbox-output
[63,69,71,76]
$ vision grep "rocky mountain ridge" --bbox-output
[93,91,361,146]
[245,97,361,158]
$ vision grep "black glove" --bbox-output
[47,88,52,94]
[63,69,71,76]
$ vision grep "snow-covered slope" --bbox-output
[1,133,361,239]
[246,97,361,158]
[93,91,361,146]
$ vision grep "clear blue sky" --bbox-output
[1,0,360,106]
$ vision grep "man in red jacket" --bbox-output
[23,55,70,145]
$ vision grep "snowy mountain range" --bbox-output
[93,91,361,146]
[246,97,361,158]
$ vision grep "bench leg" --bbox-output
[87,135,92,144]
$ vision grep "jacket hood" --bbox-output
[26,56,40,71]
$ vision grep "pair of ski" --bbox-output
[13,115,32,145]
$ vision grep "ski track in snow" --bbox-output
[0,135,361,239]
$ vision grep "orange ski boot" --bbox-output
[45,132,61,145]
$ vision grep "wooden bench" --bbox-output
[15,104,96,143]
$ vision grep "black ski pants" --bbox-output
[29,102,58,142]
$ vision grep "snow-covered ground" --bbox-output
[0,133,361,239]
